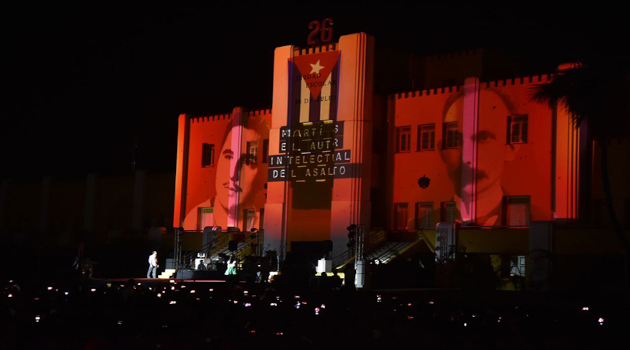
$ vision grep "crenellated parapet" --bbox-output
[480,74,551,88]
[245,109,272,117]
[389,73,553,101]
[389,85,461,100]
[190,113,231,123]
[189,108,272,123]
[293,43,339,56]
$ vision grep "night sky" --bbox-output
[2,2,625,180]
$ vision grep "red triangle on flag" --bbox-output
[292,51,340,99]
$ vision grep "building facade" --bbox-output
[173,32,629,280]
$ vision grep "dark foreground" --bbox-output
[2,277,628,350]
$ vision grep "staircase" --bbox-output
[333,229,435,269]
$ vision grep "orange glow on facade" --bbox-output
[173,32,591,264]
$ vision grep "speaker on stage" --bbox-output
[228,240,238,252]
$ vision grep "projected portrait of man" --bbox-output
[184,115,269,230]
[440,88,521,226]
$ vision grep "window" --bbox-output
[262,139,269,163]
[202,143,215,167]
[246,141,258,164]
[502,196,530,227]
[440,201,458,222]
[244,209,256,231]
[415,202,433,229]
[394,203,408,230]
[510,255,526,277]
[396,126,411,153]
[417,124,435,151]
[443,122,458,149]
[508,115,528,144]
[197,207,214,230]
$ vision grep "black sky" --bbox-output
[2,2,626,180]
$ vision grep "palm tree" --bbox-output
[530,60,630,294]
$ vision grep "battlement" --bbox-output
[480,74,551,88]
[190,108,271,123]
[190,113,231,123]
[389,73,553,101]
[294,43,338,56]
[389,85,461,100]
[245,109,272,117]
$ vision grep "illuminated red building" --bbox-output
[173,32,629,288]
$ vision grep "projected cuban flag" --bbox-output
[288,51,340,125]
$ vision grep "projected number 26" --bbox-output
[307,19,334,45]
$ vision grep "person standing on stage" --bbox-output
[147,251,159,278]
[224,255,237,276]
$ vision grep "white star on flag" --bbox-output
[309,60,324,74]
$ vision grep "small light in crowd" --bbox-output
[233,300,238,304]
[582,306,589,311]
[190,290,196,294]
[598,317,604,325]
[91,288,96,292]
[9,280,13,283]
[169,301,177,305]
[393,296,398,300]
[321,304,326,309]
[275,332,283,336]
[302,301,307,305]
[295,302,300,309]
[407,303,413,306]
[464,322,468,327]
[294,295,300,299]
[120,284,125,288]
[407,316,414,320]
[64,292,69,296]
[149,287,153,290]
[162,325,168,328]
[170,280,175,283]
[244,290,248,295]
[196,298,200,300]
[157,293,162,298]
[315,307,320,315]
[55,289,59,292]
[270,303,277,307]
[276,296,280,300]
[8,294,13,298]
[244,303,251,307]
[35,315,41,323]
[472,315,476,318]
[171,286,175,290]
[117,320,123,325]
[250,330,256,334]
[376,295,382,302]
[137,283,142,286]
[428,301,434,305]
[47,286,53,290]
[209,288,213,292]
[34,297,39,301]
[181,285,186,288]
